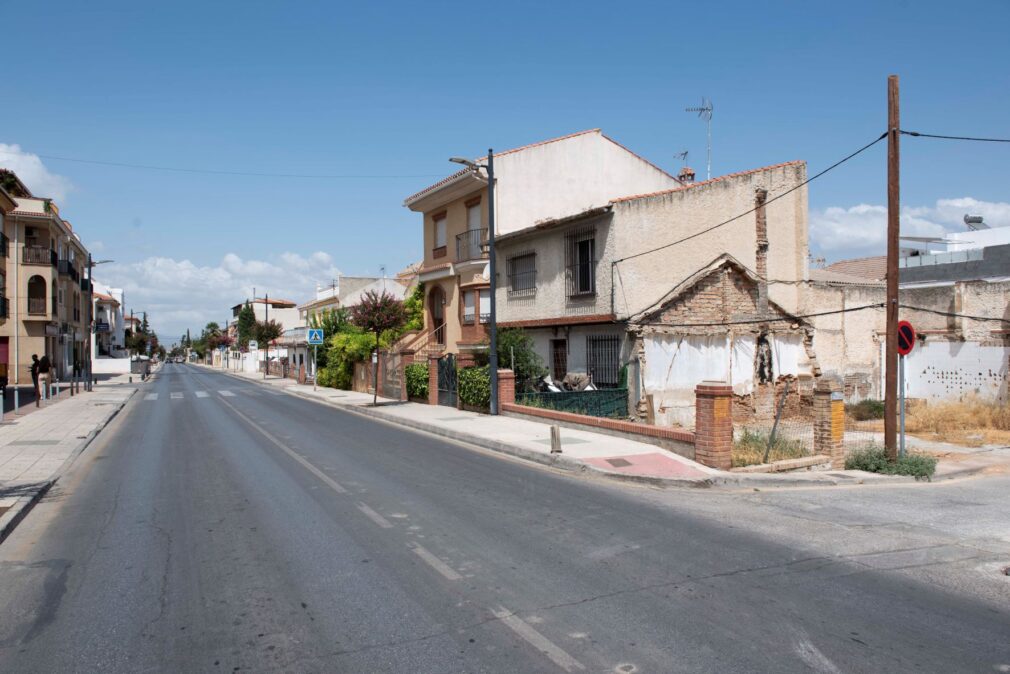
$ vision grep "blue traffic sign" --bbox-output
[307,328,324,345]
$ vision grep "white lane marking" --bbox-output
[794,638,843,674]
[356,502,394,529]
[144,393,158,401]
[219,390,235,397]
[492,606,585,672]
[170,392,183,399]
[214,395,348,494]
[195,391,209,398]
[409,543,462,581]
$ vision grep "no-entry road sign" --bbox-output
[896,320,916,356]
[307,328,324,345]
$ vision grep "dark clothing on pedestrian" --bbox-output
[30,359,40,386]
[38,356,51,374]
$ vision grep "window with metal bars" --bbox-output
[565,226,596,297]
[507,251,537,296]
[586,335,620,387]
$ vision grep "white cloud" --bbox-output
[96,252,342,341]
[810,196,1010,259]
[0,143,74,201]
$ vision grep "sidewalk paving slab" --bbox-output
[0,373,140,544]
[206,365,996,489]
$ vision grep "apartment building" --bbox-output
[403,129,680,363]
[0,169,92,384]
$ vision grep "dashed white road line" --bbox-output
[356,502,394,529]
[492,606,585,672]
[214,394,348,495]
[170,392,183,399]
[195,391,209,398]
[409,543,462,581]
[219,390,235,397]
[144,393,158,401]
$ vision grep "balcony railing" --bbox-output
[455,228,488,263]
[58,259,80,282]
[0,295,7,319]
[23,246,57,266]
[80,277,93,292]
[0,232,8,258]
[28,297,48,315]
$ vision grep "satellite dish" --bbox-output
[481,263,490,281]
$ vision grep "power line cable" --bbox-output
[900,130,1010,143]
[644,302,886,329]
[899,304,1010,324]
[0,149,445,179]
[613,131,888,265]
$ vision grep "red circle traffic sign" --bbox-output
[896,320,916,356]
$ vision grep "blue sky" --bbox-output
[1,0,1008,338]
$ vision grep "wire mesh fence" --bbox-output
[515,388,629,419]
[733,417,815,468]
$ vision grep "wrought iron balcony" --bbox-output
[58,259,80,282]
[23,246,57,266]
[455,228,488,263]
[0,294,7,319]
[28,297,48,315]
[0,232,8,258]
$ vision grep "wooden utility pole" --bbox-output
[884,75,900,462]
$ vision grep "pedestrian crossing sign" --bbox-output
[308,328,324,345]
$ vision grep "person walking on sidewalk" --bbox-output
[38,354,52,403]
[30,354,41,407]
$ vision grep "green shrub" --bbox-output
[405,362,429,399]
[846,399,885,421]
[316,330,375,389]
[845,446,937,480]
[458,365,491,409]
[474,328,546,392]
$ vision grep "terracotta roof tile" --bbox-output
[822,255,887,281]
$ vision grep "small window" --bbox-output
[478,288,490,323]
[507,251,537,296]
[565,226,596,297]
[462,290,475,324]
[434,214,447,248]
[467,203,481,231]
[586,335,620,387]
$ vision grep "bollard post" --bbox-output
[550,425,562,453]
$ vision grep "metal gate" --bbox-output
[437,354,457,407]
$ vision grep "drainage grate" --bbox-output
[606,458,633,468]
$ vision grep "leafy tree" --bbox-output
[254,319,283,345]
[315,330,375,390]
[402,282,425,333]
[476,328,546,391]
[350,290,407,404]
[236,302,257,350]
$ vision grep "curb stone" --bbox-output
[0,386,138,546]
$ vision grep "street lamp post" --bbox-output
[450,149,498,414]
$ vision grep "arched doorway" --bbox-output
[429,286,445,345]
[27,275,46,315]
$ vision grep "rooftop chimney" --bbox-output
[678,166,696,185]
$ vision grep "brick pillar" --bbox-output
[694,381,734,470]
[814,377,845,469]
[498,369,515,406]
[428,354,440,406]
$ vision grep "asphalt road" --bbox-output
[0,363,1008,673]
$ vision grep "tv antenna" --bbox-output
[685,97,713,179]
[676,150,689,167]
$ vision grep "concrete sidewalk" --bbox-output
[0,374,139,543]
[205,366,991,488]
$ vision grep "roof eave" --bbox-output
[404,170,487,212]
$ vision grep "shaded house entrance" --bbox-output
[628,255,817,428]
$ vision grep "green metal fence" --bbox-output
[515,388,629,419]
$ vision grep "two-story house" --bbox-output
[494,161,812,425]
[402,129,681,366]
[0,169,92,384]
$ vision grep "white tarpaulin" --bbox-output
[730,335,756,395]
[769,333,803,378]
[643,334,728,394]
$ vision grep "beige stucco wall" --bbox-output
[612,162,808,318]
[492,131,679,236]
[422,188,487,269]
